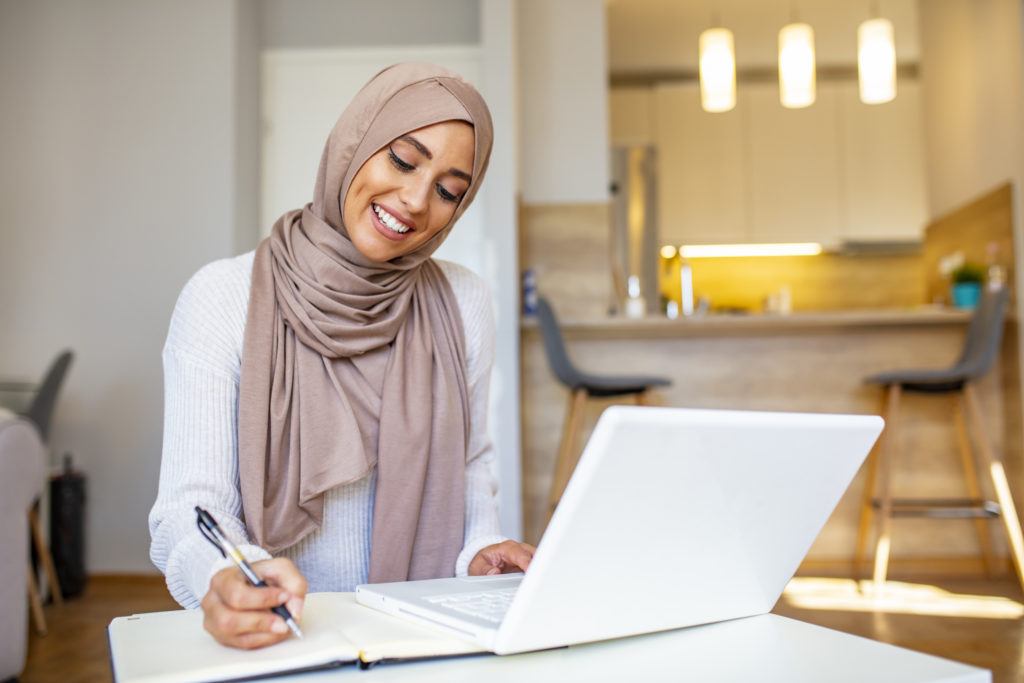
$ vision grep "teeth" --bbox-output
[374,204,410,233]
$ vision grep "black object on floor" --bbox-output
[50,453,87,599]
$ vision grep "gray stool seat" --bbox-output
[865,288,1009,393]
[865,369,967,394]
[536,298,672,398]
[21,350,74,441]
[570,372,672,398]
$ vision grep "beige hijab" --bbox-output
[238,63,493,583]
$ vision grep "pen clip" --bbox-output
[196,508,227,559]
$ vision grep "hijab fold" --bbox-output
[237,63,493,582]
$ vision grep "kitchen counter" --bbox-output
[519,305,1022,572]
[520,307,979,339]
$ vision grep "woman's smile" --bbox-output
[370,202,416,241]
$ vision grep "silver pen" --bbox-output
[195,506,303,639]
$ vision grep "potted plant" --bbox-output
[950,263,985,309]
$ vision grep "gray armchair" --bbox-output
[0,415,46,681]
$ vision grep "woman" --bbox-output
[149,63,534,650]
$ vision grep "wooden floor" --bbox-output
[22,577,178,683]
[17,576,1024,682]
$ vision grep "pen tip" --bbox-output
[287,619,304,639]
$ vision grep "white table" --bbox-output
[272,614,988,682]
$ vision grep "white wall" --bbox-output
[919,0,1024,307]
[234,0,263,254]
[479,0,522,540]
[260,0,479,49]
[919,0,1024,219]
[518,0,610,204]
[0,0,251,572]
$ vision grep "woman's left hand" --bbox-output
[468,540,537,576]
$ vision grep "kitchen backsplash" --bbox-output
[661,252,927,313]
[517,184,1013,319]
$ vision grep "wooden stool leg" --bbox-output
[29,506,63,606]
[873,384,901,589]
[27,566,47,636]
[855,386,890,577]
[964,384,1024,593]
[548,388,588,518]
[953,392,997,577]
[854,438,882,577]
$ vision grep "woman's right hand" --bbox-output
[201,557,308,649]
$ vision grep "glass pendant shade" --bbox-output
[858,18,896,104]
[778,23,816,108]
[699,28,737,113]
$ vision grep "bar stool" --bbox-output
[855,287,1024,592]
[536,297,671,518]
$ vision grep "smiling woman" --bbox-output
[148,63,535,651]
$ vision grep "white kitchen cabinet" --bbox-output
[654,83,747,245]
[838,80,928,242]
[632,76,927,247]
[744,82,843,246]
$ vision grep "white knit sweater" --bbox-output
[149,251,505,609]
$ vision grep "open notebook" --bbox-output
[107,592,487,683]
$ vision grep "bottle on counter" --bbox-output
[778,284,792,315]
[665,299,680,320]
[986,242,1006,292]
[625,275,646,319]
[522,268,538,316]
[679,260,694,316]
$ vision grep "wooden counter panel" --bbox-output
[521,308,976,340]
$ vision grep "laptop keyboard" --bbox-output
[424,586,518,624]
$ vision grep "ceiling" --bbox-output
[606,0,920,73]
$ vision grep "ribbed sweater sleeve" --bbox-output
[149,257,271,608]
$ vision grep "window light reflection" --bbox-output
[783,577,1024,619]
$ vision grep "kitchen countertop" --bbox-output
[519,303,1022,551]
[520,307,987,339]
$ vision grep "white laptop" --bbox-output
[356,406,883,655]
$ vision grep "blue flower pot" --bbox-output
[951,282,982,309]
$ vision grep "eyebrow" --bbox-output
[398,135,472,183]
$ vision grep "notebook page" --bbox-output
[313,593,487,663]
[109,594,359,683]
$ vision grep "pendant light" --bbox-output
[778,22,816,108]
[699,27,737,113]
[858,17,896,104]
